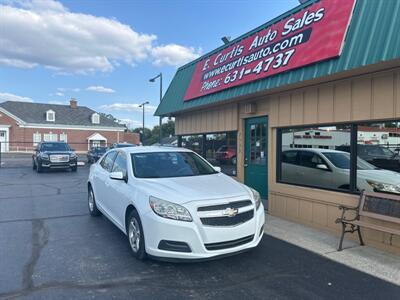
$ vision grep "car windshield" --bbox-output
[322,152,376,170]
[131,151,217,178]
[40,143,69,151]
[93,147,107,153]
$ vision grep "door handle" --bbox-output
[244,164,248,167]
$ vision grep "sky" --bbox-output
[0,0,299,129]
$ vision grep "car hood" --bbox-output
[358,169,400,184]
[136,173,250,204]
[42,151,74,155]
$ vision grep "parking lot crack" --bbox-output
[22,219,49,291]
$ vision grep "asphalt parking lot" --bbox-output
[0,165,399,300]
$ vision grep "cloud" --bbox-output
[100,103,157,113]
[118,118,142,129]
[0,0,200,73]
[151,44,201,67]
[57,87,80,92]
[0,92,34,102]
[86,86,115,93]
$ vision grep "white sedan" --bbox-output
[87,146,265,261]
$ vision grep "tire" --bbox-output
[88,186,101,216]
[36,162,43,173]
[71,166,77,172]
[127,210,146,260]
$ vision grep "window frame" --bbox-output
[46,110,55,122]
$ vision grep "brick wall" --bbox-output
[0,112,140,152]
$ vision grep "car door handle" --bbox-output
[244,164,248,167]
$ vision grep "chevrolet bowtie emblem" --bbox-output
[222,207,239,217]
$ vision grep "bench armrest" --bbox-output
[336,205,360,223]
[338,205,358,211]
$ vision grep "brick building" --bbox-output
[0,99,140,152]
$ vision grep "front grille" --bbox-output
[200,210,254,226]
[50,155,69,163]
[197,200,252,212]
[205,235,254,251]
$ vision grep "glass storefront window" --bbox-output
[279,125,351,191]
[356,122,400,195]
[205,132,237,176]
[180,132,237,176]
[181,135,203,155]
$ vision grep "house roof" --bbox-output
[155,0,400,116]
[0,101,125,128]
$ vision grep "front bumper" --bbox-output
[142,204,265,260]
[40,159,77,169]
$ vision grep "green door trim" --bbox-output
[244,116,268,200]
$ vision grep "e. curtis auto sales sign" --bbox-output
[184,0,356,101]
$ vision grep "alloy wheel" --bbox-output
[129,218,141,253]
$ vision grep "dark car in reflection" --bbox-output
[87,146,108,163]
[32,142,78,172]
[336,144,400,172]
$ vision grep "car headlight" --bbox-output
[40,153,49,159]
[149,196,193,222]
[250,187,261,210]
[366,180,400,194]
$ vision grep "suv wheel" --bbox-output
[88,186,101,216]
[36,162,43,173]
[127,210,146,260]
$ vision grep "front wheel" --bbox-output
[127,210,146,260]
[88,186,101,216]
[71,166,77,172]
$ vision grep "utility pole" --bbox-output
[149,73,163,144]
[139,101,149,145]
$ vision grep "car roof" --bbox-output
[284,148,347,154]
[114,146,192,154]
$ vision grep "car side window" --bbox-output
[282,151,299,165]
[299,151,325,169]
[112,152,128,177]
[100,151,117,172]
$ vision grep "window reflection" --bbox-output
[180,132,237,176]
[280,125,351,191]
[356,122,400,195]
[206,132,237,176]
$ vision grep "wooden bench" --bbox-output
[335,191,400,251]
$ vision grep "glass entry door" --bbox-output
[244,116,268,200]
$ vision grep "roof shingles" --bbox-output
[0,101,124,128]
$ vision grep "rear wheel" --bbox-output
[88,186,101,216]
[127,210,146,260]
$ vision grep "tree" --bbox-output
[131,120,175,145]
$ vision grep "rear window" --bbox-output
[40,143,69,151]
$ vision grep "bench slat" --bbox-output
[351,220,400,236]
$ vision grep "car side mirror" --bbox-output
[316,164,329,171]
[110,171,127,182]
[213,166,222,172]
